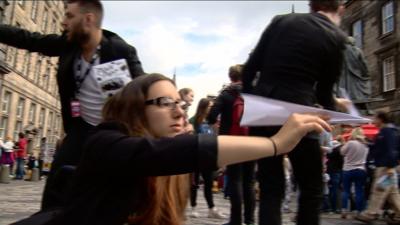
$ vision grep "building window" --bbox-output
[39,108,45,126]
[352,20,363,48]
[7,47,16,67]
[2,91,11,114]
[34,57,42,85]
[36,128,42,147]
[0,4,4,24]
[23,52,31,75]
[52,18,57,33]
[43,65,51,90]
[47,111,53,130]
[42,8,48,32]
[54,115,61,137]
[382,1,395,35]
[16,98,25,119]
[47,111,53,142]
[31,0,38,22]
[0,117,8,140]
[14,121,22,141]
[382,56,396,92]
[28,103,36,124]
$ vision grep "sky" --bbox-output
[102,1,309,116]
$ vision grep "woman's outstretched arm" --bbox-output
[217,113,331,167]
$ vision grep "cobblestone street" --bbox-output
[0,179,387,225]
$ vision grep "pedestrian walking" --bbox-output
[189,98,225,219]
[0,136,15,176]
[39,137,48,178]
[340,128,369,218]
[14,133,27,180]
[356,112,400,224]
[326,135,344,214]
[208,64,256,225]
[241,1,347,224]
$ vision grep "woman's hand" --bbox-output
[272,113,331,155]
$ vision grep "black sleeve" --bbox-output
[242,15,281,93]
[316,33,345,110]
[207,91,225,125]
[0,24,67,56]
[84,129,218,176]
[125,45,145,78]
[315,76,336,110]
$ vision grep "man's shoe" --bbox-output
[386,214,400,225]
[208,208,226,219]
[188,207,199,218]
[355,212,378,223]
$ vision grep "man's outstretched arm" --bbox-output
[0,24,67,57]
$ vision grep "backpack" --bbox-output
[229,93,249,135]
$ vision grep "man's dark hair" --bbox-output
[18,132,25,138]
[375,111,391,124]
[67,0,104,27]
[309,0,342,13]
[228,64,243,82]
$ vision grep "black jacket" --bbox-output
[46,122,218,225]
[0,25,144,133]
[242,13,346,110]
[369,124,400,168]
[207,83,242,135]
[326,145,344,174]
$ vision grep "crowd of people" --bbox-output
[179,65,400,225]
[0,0,398,225]
[0,134,52,180]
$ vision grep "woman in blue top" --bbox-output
[189,98,225,218]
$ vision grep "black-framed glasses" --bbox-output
[145,97,188,111]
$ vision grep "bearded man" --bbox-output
[0,0,144,210]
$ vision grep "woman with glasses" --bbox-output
[25,73,330,225]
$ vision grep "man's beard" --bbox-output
[69,20,90,45]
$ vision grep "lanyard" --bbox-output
[74,46,101,96]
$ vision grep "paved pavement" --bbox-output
[0,179,388,225]
[0,180,43,225]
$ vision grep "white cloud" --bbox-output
[101,1,309,116]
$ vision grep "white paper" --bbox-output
[241,94,371,126]
[339,88,361,117]
[92,59,132,97]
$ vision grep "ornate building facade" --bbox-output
[341,0,400,124]
[0,0,64,149]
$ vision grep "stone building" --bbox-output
[0,0,64,149]
[341,0,400,124]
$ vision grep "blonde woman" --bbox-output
[340,127,369,218]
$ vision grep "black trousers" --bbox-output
[252,127,323,225]
[226,161,256,225]
[191,170,215,209]
[41,118,94,211]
